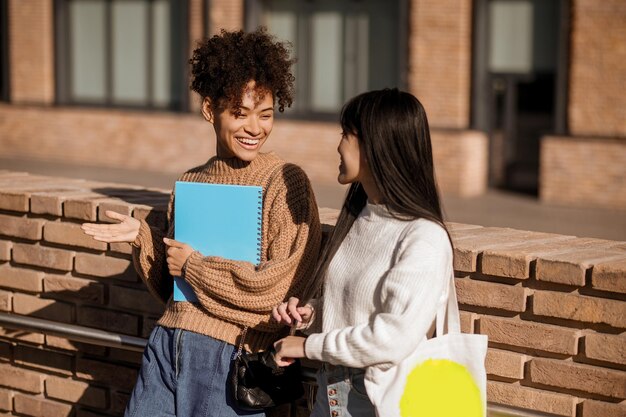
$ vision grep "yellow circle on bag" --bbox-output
[400,359,482,417]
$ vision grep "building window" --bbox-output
[0,0,9,102]
[247,0,406,119]
[55,0,188,111]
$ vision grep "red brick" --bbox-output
[12,243,75,272]
[480,237,577,279]
[459,310,475,333]
[109,286,164,315]
[536,249,626,286]
[0,363,43,393]
[76,358,138,391]
[76,409,109,417]
[133,205,167,231]
[0,290,12,312]
[108,348,143,366]
[0,191,29,212]
[43,274,105,305]
[0,388,11,412]
[110,390,130,415]
[451,227,526,272]
[74,253,137,281]
[529,357,626,399]
[485,348,527,380]
[110,242,132,255]
[44,221,107,251]
[487,380,576,416]
[14,345,72,375]
[479,316,580,355]
[0,264,43,292]
[141,316,158,338]
[13,392,73,417]
[591,258,626,293]
[584,332,626,366]
[0,214,44,240]
[533,290,626,329]
[46,376,107,408]
[13,293,74,323]
[77,306,139,336]
[63,196,106,221]
[455,278,527,312]
[0,241,11,261]
[452,228,569,273]
[31,190,90,216]
[97,200,134,222]
[580,399,626,417]
[45,336,107,356]
[0,340,11,361]
[0,326,44,344]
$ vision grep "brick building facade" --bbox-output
[0,0,623,205]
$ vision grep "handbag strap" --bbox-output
[234,326,249,359]
[233,324,298,359]
[435,270,461,337]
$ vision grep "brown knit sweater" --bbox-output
[131,152,322,352]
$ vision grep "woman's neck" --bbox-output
[360,176,383,204]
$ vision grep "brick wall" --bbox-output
[407,0,473,129]
[7,0,55,104]
[0,172,624,416]
[208,0,244,34]
[569,0,626,137]
[0,104,488,197]
[540,136,626,209]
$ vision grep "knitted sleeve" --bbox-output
[304,223,453,368]
[182,164,322,331]
[130,192,174,305]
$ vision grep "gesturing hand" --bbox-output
[81,210,141,243]
[271,297,314,329]
[163,238,195,277]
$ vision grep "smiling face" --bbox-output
[202,81,275,161]
[337,131,364,185]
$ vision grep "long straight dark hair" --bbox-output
[302,88,451,302]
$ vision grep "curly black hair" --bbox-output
[189,28,295,113]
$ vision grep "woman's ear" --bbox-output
[201,97,214,123]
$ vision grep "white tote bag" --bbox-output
[364,274,488,417]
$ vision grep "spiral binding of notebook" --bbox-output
[173,182,264,302]
[255,188,263,265]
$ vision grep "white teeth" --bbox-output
[237,138,259,145]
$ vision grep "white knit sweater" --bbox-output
[304,202,453,372]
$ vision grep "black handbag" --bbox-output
[231,327,304,410]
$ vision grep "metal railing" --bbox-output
[0,312,562,417]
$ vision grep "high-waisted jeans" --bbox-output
[310,364,376,417]
[124,325,265,417]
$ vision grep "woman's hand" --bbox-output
[163,238,195,277]
[273,336,306,367]
[81,210,141,243]
[271,297,314,328]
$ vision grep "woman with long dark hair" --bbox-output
[271,88,454,416]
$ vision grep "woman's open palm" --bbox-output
[81,210,141,243]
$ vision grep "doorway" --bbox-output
[472,0,569,194]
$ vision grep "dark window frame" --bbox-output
[54,0,190,112]
[471,0,570,134]
[245,0,408,121]
[0,0,9,102]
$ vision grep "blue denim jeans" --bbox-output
[124,326,266,417]
[310,364,376,417]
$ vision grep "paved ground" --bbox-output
[2,156,625,241]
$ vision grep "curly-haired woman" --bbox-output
[82,28,322,417]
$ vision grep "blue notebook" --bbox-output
[173,181,263,302]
